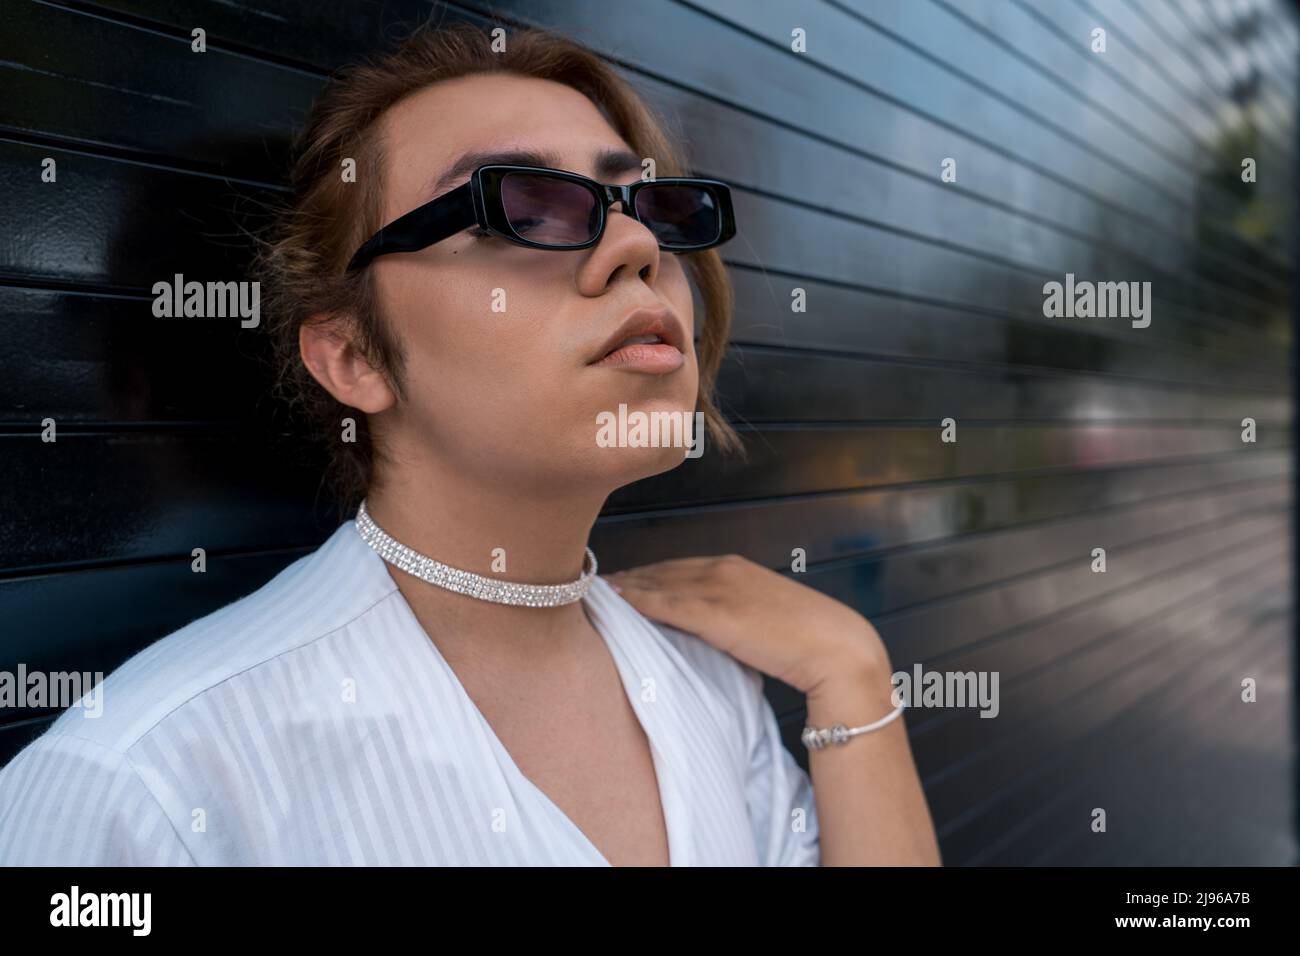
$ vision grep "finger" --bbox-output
[610,555,729,576]
[607,555,732,587]
[612,577,743,651]
[606,575,685,618]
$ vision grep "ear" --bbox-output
[298,315,396,414]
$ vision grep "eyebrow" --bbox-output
[425,146,645,199]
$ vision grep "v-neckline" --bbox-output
[382,564,684,867]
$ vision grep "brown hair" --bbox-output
[254,19,745,517]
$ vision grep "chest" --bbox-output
[453,645,673,867]
[196,630,768,865]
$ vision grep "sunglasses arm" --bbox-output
[346,182,477,271]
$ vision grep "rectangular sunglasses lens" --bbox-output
[634,184,722,247]
[500,172,599,246]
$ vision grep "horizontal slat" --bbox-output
[0,0,319,178]
[939,0,1296,289]
[0,140,266,288]
[976,612,1290,865]
[879,494,1290,669]
[938,580,1287,864]
[63,0,476,73]
[769,492,1290,717]
[725,272,1290,394]
[1005,630,1292,865]
[1086,0,1293,175]
[711,347,1290,424]
[919,540,1288,849]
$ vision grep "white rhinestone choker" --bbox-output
[353,498,598,607]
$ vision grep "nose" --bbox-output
[576,194,660,294]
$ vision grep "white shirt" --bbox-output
[0,518,820,865]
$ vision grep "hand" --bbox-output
[604,554,890,696]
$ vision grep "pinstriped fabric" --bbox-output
[0,733,197,866]
[0,520,820,866]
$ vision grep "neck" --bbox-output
[362,459,608,665]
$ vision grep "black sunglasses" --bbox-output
[346,163,737,271]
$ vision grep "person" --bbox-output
[0,20,939,866]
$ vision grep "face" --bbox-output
[334,72,701,497]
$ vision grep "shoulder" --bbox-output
[34,519,397,757]
[0,727,200,865]
[649,618,784,750]
[650,618,766,704]
[590,576,769,733]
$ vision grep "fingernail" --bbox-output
[609,581,623,593]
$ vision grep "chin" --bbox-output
[600,441,695,487]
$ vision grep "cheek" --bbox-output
[378,263,589,429]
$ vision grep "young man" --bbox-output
[0,22,937,867]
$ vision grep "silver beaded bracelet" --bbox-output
[801,698,907,750]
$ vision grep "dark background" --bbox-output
[0,0,1296,865]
